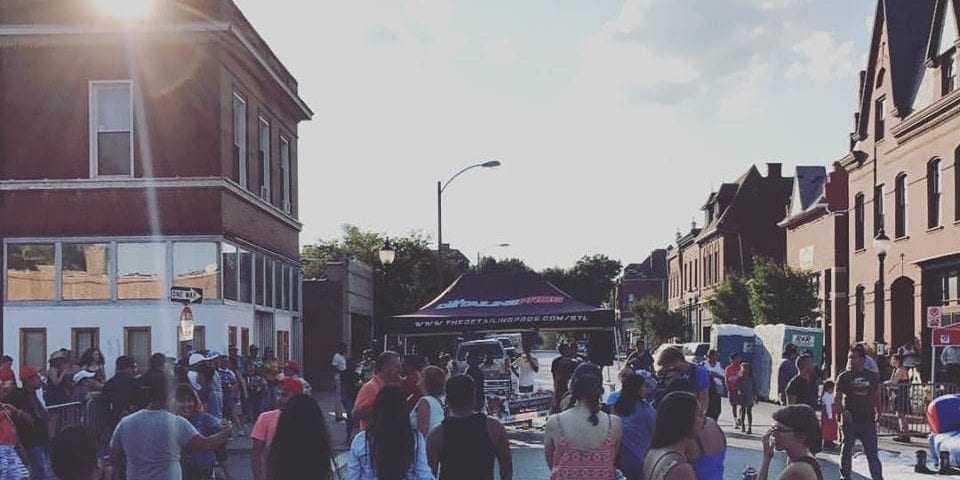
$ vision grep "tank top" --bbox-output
[438,413,495,480]
[409,396,445,432]
[692,436,725,480]
[550,414,617,480]
[792,457,824,480]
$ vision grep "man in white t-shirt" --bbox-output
[511,345,539,393]
[331,342,348,421]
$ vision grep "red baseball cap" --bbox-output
[0,369,15,382]
[18,365,39,381]
[280,377,304,395]
[284,360,301,372]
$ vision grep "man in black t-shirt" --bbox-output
[836,345,883,480]
[785,354,818,410]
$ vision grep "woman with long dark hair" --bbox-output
[759,405,823,480]
[79,347,106,383]
[544,363,621,479]
[348,385,434,480]
[642,391,701,480]
[268,394,334,480]
[613,371,657,480]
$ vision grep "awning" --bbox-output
[383,272,614,335]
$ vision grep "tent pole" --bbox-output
[932,346,937,384]
[383,334,388,353]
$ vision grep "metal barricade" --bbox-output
[878,382,960,435]
[46,401,84,439]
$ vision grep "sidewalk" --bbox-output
[717,401,932,480]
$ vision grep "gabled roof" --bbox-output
[926,0,960,62]
[696,166,762,240]
[794,166,828,212]
[856,0,937,135]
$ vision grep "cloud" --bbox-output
[785,30,858,82]
[750,0,810,10]
[719,57,773,114]
[482,38,519,64]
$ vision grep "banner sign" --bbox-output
[178,306,195,341]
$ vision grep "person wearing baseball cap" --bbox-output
[281,360,312,396]
[8,364,55,478]
[610,370,657,479]
[250,377,303,480]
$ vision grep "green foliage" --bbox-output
[541,254,623,307]
[747,257,820,327]
[706,275,754,326]
[302,225,383,279]
[631,297,686,345]
[474,257,532,274]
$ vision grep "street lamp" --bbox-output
[874,228,891,356]
[437,160,501,286]
[477,243,510,266]
[378,238,396,266]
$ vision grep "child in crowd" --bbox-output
[737,362,758,434]
[821,380,838,449]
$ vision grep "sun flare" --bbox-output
[93,0,157,19]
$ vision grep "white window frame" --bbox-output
[233,92,248,189]
[89,80,134,178]
[280,134,291,213]
[259,116,271,201]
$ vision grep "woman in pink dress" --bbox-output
[544,363,622,479]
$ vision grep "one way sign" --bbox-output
[170,286,203,304]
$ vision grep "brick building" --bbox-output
[780,164,850,377]
[841,0,960,377]
[667,164,793,341]
[615,249,668,340]
[0,0,311,375]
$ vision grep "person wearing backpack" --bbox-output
[652,347,710,413]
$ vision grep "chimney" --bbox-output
[766,162,782,178]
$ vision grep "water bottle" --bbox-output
[741,466,758,480]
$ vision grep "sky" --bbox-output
[233,0,877,270]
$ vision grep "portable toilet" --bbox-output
[754,324,825,401]
[710,324,756,368]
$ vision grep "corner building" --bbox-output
[0,0,312,375]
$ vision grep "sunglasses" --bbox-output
[770,425,795,433]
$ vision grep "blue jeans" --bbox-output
[840,422,883,480]
[26,447,55,480]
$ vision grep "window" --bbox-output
[955,147,960,222]
[233,92,247,188]
[873,184,885,236]
[6,244,55,301]
[173,243,219,299]
[62,244,111,301]
[241,327,250,356]
[259,116,271,200]
[277,330,290,362]
[855,286,865,342]
[90,81,133,176]
[941,270,959,303]
[944,53,957,95]
[124,327,151,372]
[928,158,942,228]
[854,193,865,250]
[117,243,166,299]
[222,243,238,301]
[265,258,275,308]
[228,326,238,350]
[255,254,265,306]
[187,326,206,351]
[72,328,99,354]
[895,174,907,238]
[292,270,300,312]
[274,262,282,308]
[20,329,46,372]
[280,135,292,213]
[239,248,253,304]
[875,96,886,140]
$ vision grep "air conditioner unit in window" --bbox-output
[282,199,291,212]
[260,186,269,201]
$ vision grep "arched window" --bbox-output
[928,158,942,228]
[855,285,866,342]
[854,193,865,250]
[895,173,907,238]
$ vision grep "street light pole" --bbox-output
[437,160,501,287]
[874,228,891,358]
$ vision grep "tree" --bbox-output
[747,257,820,327]
[474,257,532,275]
[706,275,754,326]
[302,225,383,279]
[541,254,623,307]
[632,297,687,345]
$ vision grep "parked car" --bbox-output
[682,342,711,364]
[491,336,518,359]
[456,339,511,378]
